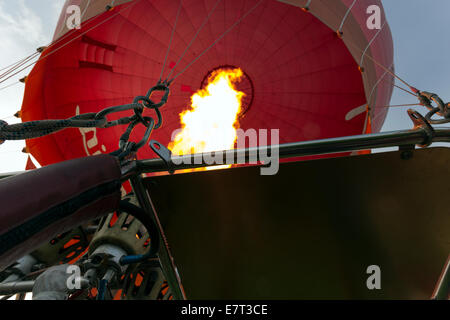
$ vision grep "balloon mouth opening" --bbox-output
[200,65,254,119]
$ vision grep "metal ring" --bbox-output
[134,117,155,151]
[144,84,170,109]
[408,109,435,147]
[95,103,141,122]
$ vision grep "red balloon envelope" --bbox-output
[21,0,394,165]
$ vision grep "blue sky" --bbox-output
[381,0,450,131]
[0,0,64,172]
[0,0,448,172]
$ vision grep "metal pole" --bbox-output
[129,175,186,300]
[0,281,34,296]
[2,127,449,180]
[431,255,450,300]
[136,127,450,174]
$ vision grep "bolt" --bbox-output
[401,150,413,160]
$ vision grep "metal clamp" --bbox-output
[150,140,174,174]
[407,109,435,147]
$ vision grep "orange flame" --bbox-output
[169,68,244,170]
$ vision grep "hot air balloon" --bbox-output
[20,0,394,166]
[5,0,450,301]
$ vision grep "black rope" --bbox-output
[0,81,171,161]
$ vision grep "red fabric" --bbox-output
[25,156,36,170]
[21,0,393,166]
[340,0,394,132]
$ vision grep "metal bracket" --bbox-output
[407,109,435,148]
[150,140,174,174]
[399,144,415,160]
